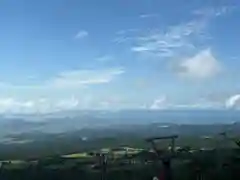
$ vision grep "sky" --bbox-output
[0,0,240,113]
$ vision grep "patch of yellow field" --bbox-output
[0,160,25,164]
[62,152,90,158]
[11,160,25,164]
[62,147,143,159]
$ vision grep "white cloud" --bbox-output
[0,68,125,89]
[99,101,111,109]
[0,95,125,114]
[0,98,35,114]
[0,92,236,114]
[0,67,125,114]
[225,94,240,109]
[172,103,222,110]
[174,49,221,79]
[130,18,207,58]
[115,5,233,59]
[0,98,32,108]
[150,96,168,110]
[56,97,79,110]
[149,95,225,110]
[113,36,132,44]
[131,46,150,52]
[193,6,235,17]
[75,30,88,39]
[116,29,139,35]
[46,68,124,88]
[114,29,140,44]
[139,13,158,18]
[96,55,113,62]
[0,97,81,114]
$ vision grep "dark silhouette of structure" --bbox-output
[146,135,178,180]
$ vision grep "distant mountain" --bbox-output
[0,110,239,139]
[0,120,239,159]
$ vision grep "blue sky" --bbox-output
[0,0,240,113]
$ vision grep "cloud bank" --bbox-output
[0,67,125,114]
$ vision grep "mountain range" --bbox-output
[0,109,239,140]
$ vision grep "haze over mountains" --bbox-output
[0,110,239,139]
[0,109,239,159]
